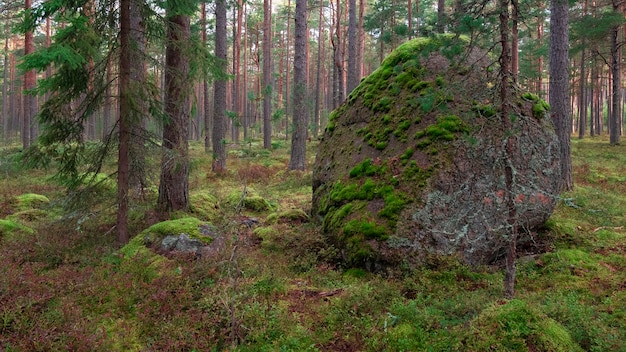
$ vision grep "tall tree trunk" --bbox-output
[158,4,191,212]
[437,0,445,33]
[511,0,519,83]
[500,0,518,300]
[117,0,132,244]
[129,0,147,190]
[2,34,8,145]
[285,0,292,136]
[347,0,358,94]
[103,59,112,140]
[235,0,243,143]
[357,0,366,77]
[610,1,621,145]
[290,0,308,170]
[550,0,573,189]
[242,2,249,140]
[213,0,228,171]
[408,0,413,39]
[202,2,211,152]
[313,0,324,138]
[579,48,587,139]
[23,0,35,149]
[263,0,272,149]
[591,61,598,136]
[536,15,544,95]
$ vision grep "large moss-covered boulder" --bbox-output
[312,35,560,269]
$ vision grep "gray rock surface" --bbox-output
[312,35,561,269]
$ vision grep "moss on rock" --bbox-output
[12,193,50,211]
[139,217,213,247]
[313,34,560,270]
[0,218,34,237]
[226,187,273,212]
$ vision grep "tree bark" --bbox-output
[550,0,573,190]
[500,0,518,300]
[117,0,132,244]
[263,0,272,149]
[578,48,587,139]
[437,0,445,33]
[2,34,8,145]
[610,1,621,145]
[23,0,35,149]
[158,6,191,212]
[290,0,308,170]
[212,0,228,171]
[347,0,358,94]
[313,0,324,138]
[511,0,519,83]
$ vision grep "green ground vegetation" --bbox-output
[0,137,624,351]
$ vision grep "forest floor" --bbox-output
[0,137,625,351]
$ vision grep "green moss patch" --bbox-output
[521,92,550,119]
[12,193,50,212]
[467,299,583,352]
[226,187,274,212]
[189,191,220,221]
[139,217,213,247]
[265,208,309,225]
[0,218,34,237]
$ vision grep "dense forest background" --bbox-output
[2,0,626,150]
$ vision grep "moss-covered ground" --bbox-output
[0,137,624,351]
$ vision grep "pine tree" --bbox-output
[157,0,194,212]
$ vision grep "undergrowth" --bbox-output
[0,137,624,351]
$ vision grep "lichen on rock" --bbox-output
[312,34,560,270]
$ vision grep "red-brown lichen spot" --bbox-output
[515,194,526,203]
[483,197,492,206]
[529,192,551,205]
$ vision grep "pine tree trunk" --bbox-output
[263,0,272,149]
[290,0,308,170]
[202,3,211,152]
[212,0,228,171]
[579,48,587,139]
[357,0,366,77]
[610,5,621,145]
[2,35,8,145]
[23,0,35,149]
[500,0,518,300]
[117,0,132,244]
[550,0,573,189]
[511,0,519,83]
[313,0,324,138]
[347,0,358,94]
[437,0,445,33]
[158,8,191,212]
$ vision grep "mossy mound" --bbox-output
[11,193,50,212]
[312,35,560,269]
[265,208,310,225]
[189,191,220,221]
[226,187,274,212]
[0,219,34,238]
[139,217,214,248]
[466,299,584,352]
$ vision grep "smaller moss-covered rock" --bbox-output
[12,193,50,211]
[265,208,310,225]
[0,219,34,237]
[226,187,273,212]
[467,299,584,352]
[140,217,214,248]
[190,191,220,221]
